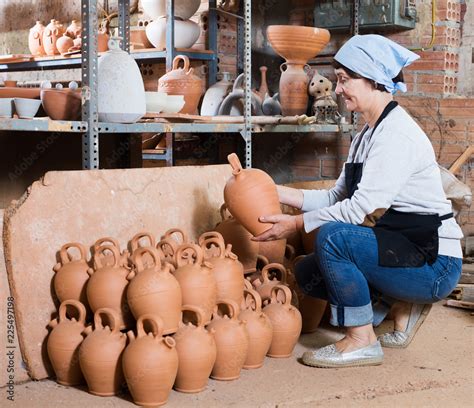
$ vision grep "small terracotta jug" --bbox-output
[158,55,204,114]
[79,308,127,396]
[263,285,302,358]
[28,21,46,56]
[66,19,82,38]
[92,236,129,268]
[156,237,178,268]
[199,231,245,305]
[53,243,90,310]
[173,305,217,393]
[224,153,282,236]
[130,231,156,269]
[173,244,217,324]
[207,300,249,381]
[123,315,178,406]
[87,245,133,330]
[47,300,88,386]
[215,203,259,272]
[252,263,288,304]
[56,34,74,55]
[279,62,310,115]
[239,289,273,369]
[43,19,63,56]
[127,247,182,334]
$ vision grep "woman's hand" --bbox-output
[252,214,304,242]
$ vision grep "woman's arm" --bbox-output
[277,185,304,209]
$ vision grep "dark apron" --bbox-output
[345,101,453,267]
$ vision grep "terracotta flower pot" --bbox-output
[224,153,282,236]
[40,88,82,121]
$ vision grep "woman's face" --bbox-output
[334,68,374,112]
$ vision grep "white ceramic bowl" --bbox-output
[141,0,201,20]
[14,98,42,119]
[146,17,200,50]
[145,92,168,113]
[0,98,14,118]
[162,95,185,114]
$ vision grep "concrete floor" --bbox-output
[6,303,473,407]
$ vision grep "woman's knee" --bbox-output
[316,222,347,250]
[295,254,324,295]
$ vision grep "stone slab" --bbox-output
[3,165,232,380]
[0,210,30,385]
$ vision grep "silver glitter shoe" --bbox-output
[301,341,383,368]
[378,303,432,348]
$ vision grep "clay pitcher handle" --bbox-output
[242,288,262,312]
[215,299,240,320]
[93,237,120,252]
[285,244,296,262]
[199,233,226,259]
[59,242,87,264]
[94,308,120,334]
[243,279,253,290]
[270,284,292,306]
[176,243,203,268]
[163,228,187,246]
[58,300,87,324]
[198,231,225,247]
[172,54,190,72]
[219,203,232,221]
[280,62,288,73]
[132,246,162,273]
[136,314,164,339]
[156,238,177,259]
[130,231,156,252]
[93,244,120,269]
[261,263,287,284]
[227,153,243,176]
[182,305,205,328]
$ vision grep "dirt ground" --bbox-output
[4,302,473,407]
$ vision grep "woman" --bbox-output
[253,35,463,368]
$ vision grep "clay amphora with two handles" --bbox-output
[214,203,259,272]
[199,231,245,305]
[239,289,273,369]
[79,308,127,396]
[173,244,217,324]
[87,245,133,330]
[47,300,88,386]
[279,62,310,115]
[130,231,156,269]
[53,242,90,310]
[207,300,249,381]
[123,315,178,407]
[173,305,217,393]
[224,153,282,236]
[28,21,46,56]
[127,246,182,334]
[263,285,302,358]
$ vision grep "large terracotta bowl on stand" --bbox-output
[267,25,330,116]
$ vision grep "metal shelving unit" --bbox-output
[0,0,353,169]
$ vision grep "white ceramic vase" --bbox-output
[141,0,201,20]
[98,37,146,123]
[146,17,200,50]
[200,72,233,116]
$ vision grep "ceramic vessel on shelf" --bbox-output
[98,37,146,123]
[141,0,201,20]
[13,98,41,118]
[200,72,233,116]
[56,34,74,55]
[266,25,330,116]
[161,95,185,113]
[123,315,178,406]
[130,26,153,49]
[47,300,87,386]
[28,21,46,56]
[66,20,82,38]
[0,98,14,118]
[146,17,201,50]
[43,19,65,56]
[224,153,282,236]
[158,55,203,114]
[254,66,270,100]
[41,88,81,120]
[217,73,263,116]
[145,91,168,113]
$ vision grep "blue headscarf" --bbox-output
[334,34,419,94]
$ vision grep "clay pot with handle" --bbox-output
[130,231,156,269]
[207,300,249,381]
[161,228,188,248]
[279,62,311,115]
[43,19,64,56]
[127,246,182,334]
[87,245,133,330]
[263,285,302,358]
[53,242,90,310]
[47,300,88,386]
[238,289,273,369]
[224,153,282,236]
[252,263,288,304]
[173,305,217,393]
[157,228,188,267]
[215,203,259,272]
[28,21,46,56]
[158,55,204,114]
[79,308,127,396]
[123,314,178,406]
[173,244,218,324]
[92,236,129,268]
[199,231,245,305]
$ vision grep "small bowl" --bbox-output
[14,98,42,119]
[145,91,168,113]
[3,80,17,87]
[162,95,185,114]
[0,98,14,118]
[41,88,82,120]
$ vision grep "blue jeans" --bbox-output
[295,222,462,327]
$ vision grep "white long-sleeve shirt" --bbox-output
[301,105,463,258]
